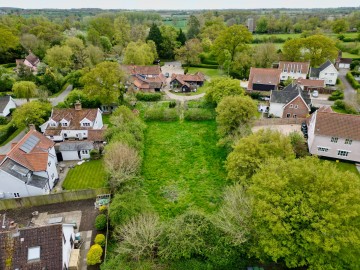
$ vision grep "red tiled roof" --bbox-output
[0,155,5,163]
[171,72,205,83]
[248,68,281,90]
[317,106,334,113]
[279,61,310,74]
[5,130,54,171]
[88,130,105,142]
[313,111,360,141]
[123,65,161,75]
[297,78,325,88]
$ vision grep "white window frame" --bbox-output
[289,104,294,108]
[337,150,350,157]
[294,105,298,109]
[28,246,40,261]
[331,137,338,143]
[345,139,352,145]
[317,147,329,152]
[286,113,291,118]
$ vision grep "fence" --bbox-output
[0,188,111,211]
[254,118,306,126]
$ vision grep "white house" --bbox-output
[278,61,310,81]
[307,106,360,163]
[309,60,338,86]
[0,96,16,117]
[0,127,58,199]
[40,102,105,161]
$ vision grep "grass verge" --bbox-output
[142,121,228,218]
[62,159,108,190]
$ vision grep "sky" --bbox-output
[0,0,358,10]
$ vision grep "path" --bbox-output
[338,69,358,107]
[0,130,26,154]
[163,77,205,101]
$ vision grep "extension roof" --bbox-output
[278,61,310,74]
[297,78,326,88]
[270,83,311,107]
[248,68,281,90]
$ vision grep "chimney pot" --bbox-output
[75,101,82,111]
[29,124,35,130]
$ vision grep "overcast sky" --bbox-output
[0,0,358,9]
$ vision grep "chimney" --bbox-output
[29,124,35,131]
[75,101,82,111]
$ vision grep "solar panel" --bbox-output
[19,135,40,153]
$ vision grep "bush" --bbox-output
[95,214,107,231]
[184,108,214,121]
[0,116,8,125]
[144,108,179,121]
[346,72,360,89]
[0,123,17,145]
[333,100,359,114]
[99,205,108,214]
[135,92,162,101]
[90,149,101,160]
[169,101,177,108]
[328,90,344,101]
[94,234,106,247]
[86,244,103,265]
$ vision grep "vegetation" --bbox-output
[332,100,359,115]
[87,244,103,265]
[12,101,52,128]
[95,214,108,231]
[94,234,106,247]
[204,77,244,104]
[135,92,162,102]
[62,160,107,190]
[12,81,37,102]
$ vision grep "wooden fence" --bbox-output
[254,118,306,126]
[0,188,111,211]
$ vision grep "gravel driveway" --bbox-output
[252,124,302,135]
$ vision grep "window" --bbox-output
[286,113,291,118]
[70,236,74,247]
[345,139,352,145]
[289,104,294,108]
[50,122,56,127]
[14,193,20,198]
[337,150,350,157]
[28,246,40,261]
[51,173,54,179]
[82,150,88,155]
[63,133,67,138]
[62,122,68,127]
[293,114,297,118]
[331,137,338,143]
[329,80,332,83]
[48,161,51,167]
[63,233,66,244]
[317,147,329,152]
[83,123,91,127]
[294,105,298,109]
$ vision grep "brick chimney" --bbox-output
[75,101,82,111]
[29,124,35,130]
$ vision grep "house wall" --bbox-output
[269,102,284,117]
[319,65,338,85]
[24,59,37,71]
[280,72,307,81]
[93,110,103,129]
[62,224,75,269]
[46,149,59,188]
[0,97,16,117]
[282,96,310,118]
[61,130,88,140]
[61,151,81,161]
[0,170,46,199]
[308,135,360,163]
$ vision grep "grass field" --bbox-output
[187,67,224,78]
[142,121,228,218]
[163,19,187,30]
[62,159,108,190]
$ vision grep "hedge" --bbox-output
[0,123,17,145]
[95,214,107,230]
[346,72,360,89]
[144,108,179,121]
[86,244,103,265]
[136,92,162,102]
[328,90,344,101]
[333,100,359,114]
[187,64,219,69]
[184,108,215,121]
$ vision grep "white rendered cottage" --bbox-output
[278,61,310,81]
[309,60,338,86]
[0,96,16,117]
[0,127,58,199]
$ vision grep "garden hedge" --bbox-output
[135,92,162,101]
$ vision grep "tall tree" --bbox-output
[332,19,350,34]
[80,62,126,105]
[175,38,203,66]
[0,26,19,53]
[187,15,201,39]
[12,100,52,128]
[204,77,244,104]
[146,23,163,56]
[113,16,131,47]
[255,16,268,33]
[45,45,73,70]
[65,37,88,69]
[176,28,186,46]
[253,43,279,68]
[12,81,37,102]
[123,41,157,65]
[248,157,360,269]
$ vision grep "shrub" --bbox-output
[184,108,214,121]
[169,101,177,108]
[0,123,17,145]
[144,108,179,121]
[346,72,360,89]
[95,214,107,231]
[94,234,106,247]
[135,92,162,101]
[99,205,108,213]
[333,100,359,114]
[90,149,101,160]
[328,90,344,101]
[0,116,8,125]
[86,244,103,265]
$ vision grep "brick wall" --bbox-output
[282,96,309,118]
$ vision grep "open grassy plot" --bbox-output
[143,121,228,218]
[187,67,224,78]
[62,160,108,190]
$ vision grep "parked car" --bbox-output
[165,72,170,78]
[312,90,319,98]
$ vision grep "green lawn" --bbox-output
[342,52,360,58]
[62,159,108,190]
[187,67,224,79]
[253,33,302,40]
[102,114,113,127]
[142,121,228,218]
[324,160,360,177]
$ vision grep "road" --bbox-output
[338,69,358,107]
[14,84,73,106]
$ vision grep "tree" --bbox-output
[248,157,360,269]
[146,23,163,56]
[175,38,203,66]
[332,19,350,34]
[200,16,226,42]
[104,142,141,187]
[86,45,104,66]
[64,89,100,108]
[212,25,252,65]
[115,213,162,261]
[226,129,295,185]
[255,16,268,33]
[80,62,125,104]
[20,33,47,58]
[65,37,88,69]
[204,77,244,104]
[12,81,37,102]
[113,16,131,47]
[87,244,103,265]
[0,26,19,53]
[216,95,258,146]
[0,67,15,92]
[187,15,201,39]
[45,45,73,70]
[159,25,180,59]
[253,43,279,68]
[100,36,112,53]
[288,131,309,158]
[123,41,156,65]
[130,24,148,42]
[12,101,52,128]
[176,28,186,45]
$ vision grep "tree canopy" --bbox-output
[204,77,244,104]
[12,81,37,102]
[12,101,52,128]
[123,41,157,65]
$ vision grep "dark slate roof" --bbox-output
[0,96,10,113]
[0,224,63,270]
[270,83,311,107]
[339,58,352,64]
[59,141,94,151]
[310,60,334,78]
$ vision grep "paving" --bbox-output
[338,68,359,109]
[31,210,82,230]
[252,124,302,135]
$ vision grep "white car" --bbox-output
[312,90,319,98]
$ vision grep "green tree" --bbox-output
[200,16,226,42]
[255,16,268,33]
[288,131,309,158]
[212,25,252,65]
[253,43,279,68]
[248,157,360,269]
[64,89,100,108]
[159,25,179,59]
[86,45,104,66]
[65,37,88,69]
[216,95,258,146]
[226,129,295,185]
[80,62,125,104]
[176,28,186,46]
[146,23,163,56]
[332,19,350,34]
[0,67,15,92]
[12,81,37,102]
[175,38,203,66]
[0,26,19,53]
[204,77,244,104]
[12,101,52,128]
[99,36,112,53]
[113,16,131,47]
[45,45,73,70]
[187,15,201,39]
[123,41,156,65]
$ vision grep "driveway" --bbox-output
[0,129,26,154]
[161,61,184,77]
[252,124,301,135]
[311,94,334,107]
[163,77,205,101]
[338,68,358,106]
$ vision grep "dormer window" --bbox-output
[82,123,91,127]
[62,123,68,127]
[50,122,56,127]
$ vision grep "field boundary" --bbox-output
[0,188,111,210]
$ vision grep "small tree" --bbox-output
[12,81,37,102]
[86,244,103,265]
[204,77,244,105]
